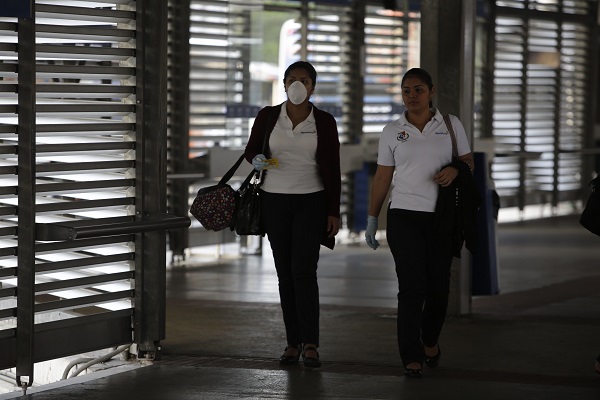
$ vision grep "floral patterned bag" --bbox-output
[190,154,249,231]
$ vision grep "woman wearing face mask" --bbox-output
[365,68,475,378]
[244,60,341,368]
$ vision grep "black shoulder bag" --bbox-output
[234,108,276,236]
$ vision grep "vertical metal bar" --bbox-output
[518,19,529,213]
[420,0,476,316]
[167,0,191,262]
[299,1,308,60]
[552,21,563,210]
[484,1,497,143]
[15,5,36,389]
[348,0,365,233]
[459,0,476,143]
[420,0,439,89]
[582,1,599,193]
[134,0,168,358]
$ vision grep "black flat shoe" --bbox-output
[404,367,423,378]
[424,346,441,368]
[302,345,321,368]
[279,344,301,365]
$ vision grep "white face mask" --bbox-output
[287,81,308,105]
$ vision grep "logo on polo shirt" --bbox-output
[397,131,409,142]
[435,131,448,135]
[300,129,317,135]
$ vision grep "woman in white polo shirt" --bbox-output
[245,61,341,368]
[365,68,474,378]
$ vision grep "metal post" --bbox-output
[420,0,476,315]
[167,0,192,261]
[347,0,366,233]
[134,0,169,359]
[15,3,36,389]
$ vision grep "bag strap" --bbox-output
[443,114,458,159]
[239,169,258,191]
[591,175,600,192]
[218,153,246,185]
[238,106,279,191]
[256,106,278,186]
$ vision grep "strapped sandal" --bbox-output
[404,367,423,378]
[279,344,301,365]
[424,345,441,368]
[302,345,321,368]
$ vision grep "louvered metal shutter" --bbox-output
[363,5,418,136]
[0,0,176,386]
[303,2,350,135]
[492,0,594,210]
[178,0,253,249]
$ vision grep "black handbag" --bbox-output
[580,175,600,236]
[233,106,276,236]
[235,171,265,236]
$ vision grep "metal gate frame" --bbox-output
[0,0,189,390]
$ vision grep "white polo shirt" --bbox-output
[262,102,324,194]
[377,109,471,212]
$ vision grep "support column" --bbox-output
[16,4,36,390]
[347,0,366,233]
[420,0,476,315]
[134,0,169,359]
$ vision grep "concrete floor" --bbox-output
[3,214,600,399]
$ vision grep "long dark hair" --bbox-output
[401,68,434,108]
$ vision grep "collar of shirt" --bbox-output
[278,101,316,135]
[398,107,443,127]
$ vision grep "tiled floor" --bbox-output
[3,214,600,400]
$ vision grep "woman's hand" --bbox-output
[364,216,379,250]
[252,154,269,171]
[433,167,458,187]
[327,216,340,238]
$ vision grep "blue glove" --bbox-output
[365,215,380,250]
[252,154,269,171]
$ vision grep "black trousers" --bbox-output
[386,208,454,367]
[261,190,327,347]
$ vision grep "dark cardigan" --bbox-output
[433,160,480,258]
[244,103,342,249]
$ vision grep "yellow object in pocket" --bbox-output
[264,158,279,168]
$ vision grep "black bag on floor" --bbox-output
[580,175,600,237]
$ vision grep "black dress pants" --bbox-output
[261,190,327,347]
[386,208,453,367]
